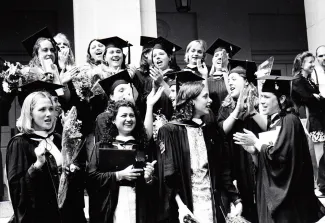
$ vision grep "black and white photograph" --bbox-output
[1,0,325,222]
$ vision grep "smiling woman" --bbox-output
[156,76,242,223]
[216,61,265,222]
[233,75,325,222]
[86,100,156,223]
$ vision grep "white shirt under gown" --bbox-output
[185,125,214,223]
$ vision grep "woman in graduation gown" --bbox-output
[217,61,266,223]
[94,70,164,143]
[291,52,325,143]
[6,91,85,223]
[86,100,156,223]
[0,57,17,200]
[182,39,209,76]
[156,74,242,223]
[206,39,241,117]
[133,36,156,116]
[143,37,182,121]
[19,28,70,106]
[233,75,325,223]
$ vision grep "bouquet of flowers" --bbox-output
[72,68,93,101]
[58,106,83,208]
[0,61,24,93]
[153,111,168,141]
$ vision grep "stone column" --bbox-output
[73,0,157,66]
[304,0,325,53]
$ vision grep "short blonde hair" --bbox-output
[16,91,56,134]
[184,40,207,63]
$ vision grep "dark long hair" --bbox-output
[139,48,152,74]
[173,81,205,121]
[86,39,102,66]
[29,37,59,70]
[102,100,149,150]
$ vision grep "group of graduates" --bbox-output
[1,26,325,223]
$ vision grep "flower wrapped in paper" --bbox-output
[58,106,83,208]
[153,111,168,141]
[72,67,94,101]
[1,61,24,93]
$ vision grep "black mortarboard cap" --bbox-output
[18,80,63,105]
[22,27,56,57]
[149,37,182,55]
[140,36,156,49]
[206,38,241,57]
[257,75,298,96]
[228,59,257,84]
[166,71,204,108]
[97,36,132,49]
[98,70,132,95]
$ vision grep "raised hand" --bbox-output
[149,66,164,86]
[233,129,258,149]
[34,140,48,168]
[196,59,208,78]
[126,64,137,79]
[147,81,165,107]
[60,66,79,84]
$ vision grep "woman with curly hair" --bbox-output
[156,77,242,223]
[234,75,325,222]
[86,100,157,223]
[217,61,266,222]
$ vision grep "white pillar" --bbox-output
[73,0,157,66]
[304,0,325,54]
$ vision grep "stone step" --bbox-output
[0,201,13,218]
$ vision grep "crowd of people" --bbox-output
[1,27,325,223]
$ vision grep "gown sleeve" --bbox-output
[86,143,118,192]
[258,113,309,214]
[6,136,42,223]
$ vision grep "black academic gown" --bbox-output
[257,112,325,223]
[217,105,261,223]
[6,133,86,223]
[208,76,228,117]
[6,133,62,223]
[0,80,16,198]
[143,69,175,121]
[86,140,156,223]
[156,120,240,223]
[292,73,325,132]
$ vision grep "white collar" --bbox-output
[192,118,203,125]
[186,64,197,69]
